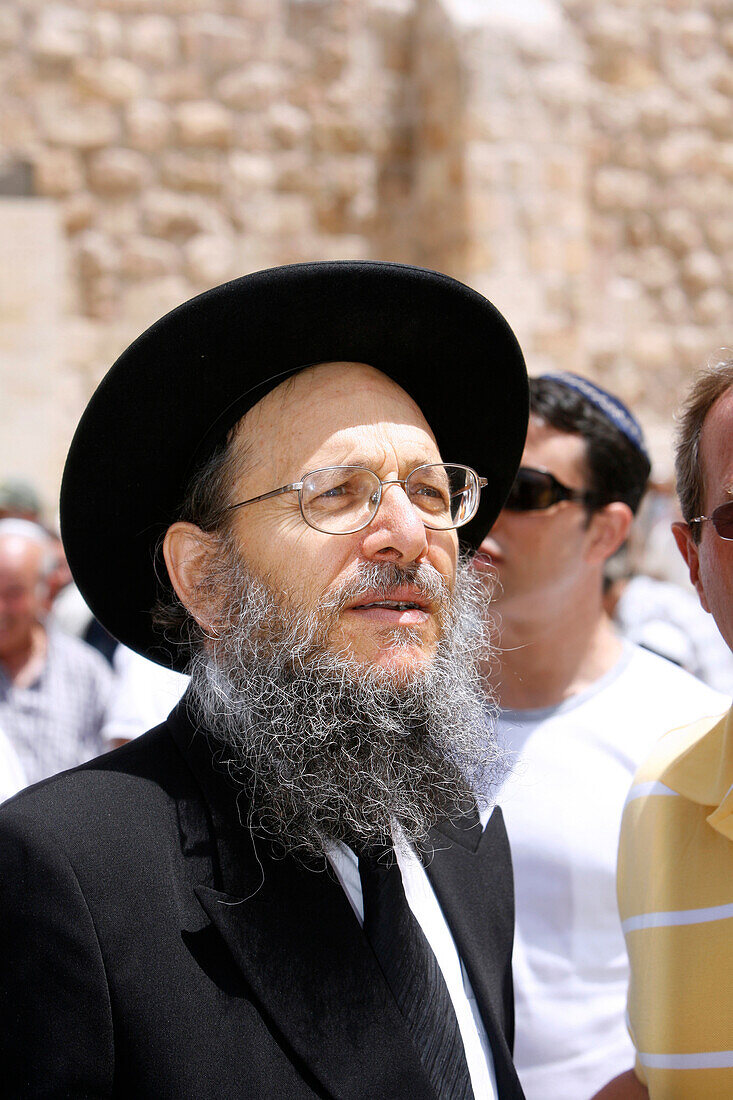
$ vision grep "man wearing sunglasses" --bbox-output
[473,374,726,1100]
[602,359,733,1100]
[0,262,529,1098]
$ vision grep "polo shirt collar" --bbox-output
[662,706,733,841]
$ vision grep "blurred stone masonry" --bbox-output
[0,0,731,507]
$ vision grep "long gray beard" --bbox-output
[187,548,506,859]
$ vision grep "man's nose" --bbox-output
[360,482,429,564]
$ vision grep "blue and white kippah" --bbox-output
[537,371,649,461]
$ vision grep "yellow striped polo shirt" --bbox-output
[617,705,733,1098]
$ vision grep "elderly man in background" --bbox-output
[0,262,529,1098]
[0,518,111,785]
[472,374,726,1100]
[598,358,733,1100]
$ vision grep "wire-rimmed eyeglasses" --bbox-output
[688,501,733,541]
[225,463,488,535]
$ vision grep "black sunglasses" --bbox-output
[504,466,592,512]
[688,500,733,541]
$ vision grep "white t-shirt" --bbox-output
[0,724,26,802]
[494,642,728,1100]
[102,645,189,745]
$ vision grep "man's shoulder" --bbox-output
[631,704,731,789]
[617,642,728,713]
[0,720,192,846]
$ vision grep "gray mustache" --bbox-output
[328,562,450,614]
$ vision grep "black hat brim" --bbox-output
[60,261,527,669]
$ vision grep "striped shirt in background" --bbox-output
[0,629,111,786]
[617,706,733,1098]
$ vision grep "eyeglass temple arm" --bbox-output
[226,482,303,513]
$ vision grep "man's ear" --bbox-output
[585,501,634,565]
[163,522,219,630]
[671,520,709,613]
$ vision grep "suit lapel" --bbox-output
[427,807,525,1100]
[168,702,437,1100]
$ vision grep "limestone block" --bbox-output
[30,10,88,65]
[0,98,34,148]
[125,100,173,151]
[97,199,141,238]
[693,287,729,325]
[681,250,724,294]
[633,247,673,292]
[723,21,733,54]
[88,149,149,194]
[180,14,255,71]
[676,11,715,59]
[659,285,689,322]
[0,9,22,49]
[153,68,208,102]
[161,152,223,192]
[38,101,120,149]
[142,189,225,239]
[236,193,312,237]
[228,152,276,191]
[88,12,124,59]
[120,235,180,278]
[626,212,656,248]
[268,103,312,149]
[84,273,121,322]
[706,214,733,252]
[32,147,84,197]
[61,193,98,235]
[312,111,364,154]
[713,66,733,98]
[76,230,120,279]
[119,276,192,334]
[704,93,733,139]
[654,131,714,175]
[638,88,674,137]
[593,167,650,211]
[720,142,733,181]
[175,100,234,148]
[127,15,179,67]
[658,209,702,255]
[629,329,673,373]
[74,58,146,104]
[183,233,235,285]
[675,324,712,368]
[64,316,103,374]
[216,63,283,111]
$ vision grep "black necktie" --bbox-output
[358,841,475,1100]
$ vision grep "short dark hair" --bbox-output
[675,357,733,543]
[529,376,651,514]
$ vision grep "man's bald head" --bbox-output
[0,521,55,662]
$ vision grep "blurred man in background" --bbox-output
[604,359,733,1099]
[473,373,726,1100]
[0,518,111,785]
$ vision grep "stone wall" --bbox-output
[0,0,730,504]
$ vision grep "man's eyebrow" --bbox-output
[308,449,440,471]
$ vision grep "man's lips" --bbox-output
[344,586,433,625]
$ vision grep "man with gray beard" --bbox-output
[0,262,528,1099]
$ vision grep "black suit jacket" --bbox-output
[0,701,524,1098]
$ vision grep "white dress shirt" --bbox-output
[328,814,498,1100]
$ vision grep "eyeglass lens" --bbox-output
[504,468,562,512]
[710,501,733,540]
[299,464,478,534]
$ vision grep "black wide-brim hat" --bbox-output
[61,261,528,669]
